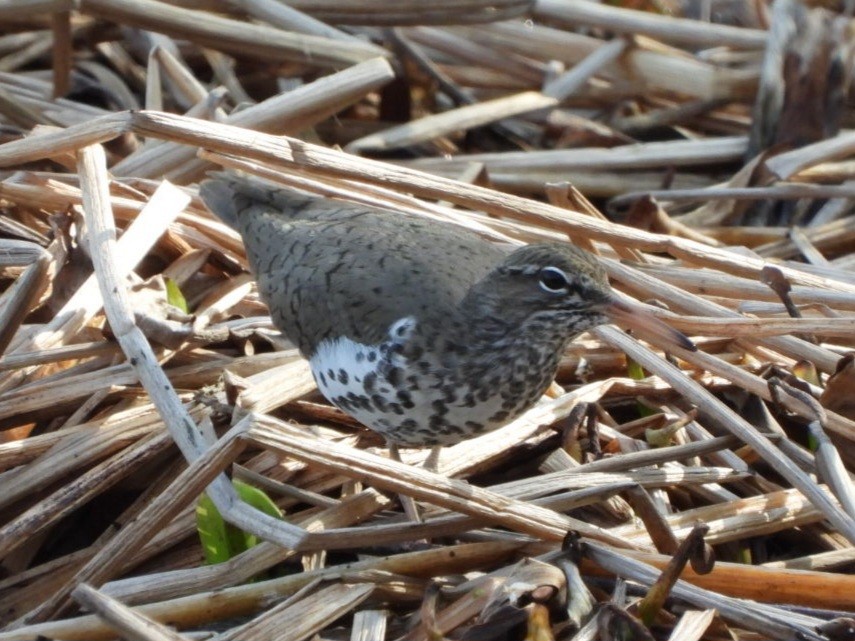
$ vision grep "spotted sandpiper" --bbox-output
[200,173,691,454]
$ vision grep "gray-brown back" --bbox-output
[200,174,507,356]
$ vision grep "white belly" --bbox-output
[308,334,506,446]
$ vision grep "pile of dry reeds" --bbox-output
[1,1,855,640]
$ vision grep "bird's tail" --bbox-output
[198,171,245,229]
[200,171,323,230]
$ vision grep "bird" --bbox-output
[200,173,692,457]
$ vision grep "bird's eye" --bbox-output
[538,267,570,293]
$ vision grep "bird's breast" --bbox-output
[308,326,563,446]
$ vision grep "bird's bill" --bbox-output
[601,297,696,352]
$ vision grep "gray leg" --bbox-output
[424,445,442,473]
[387,441,422,523]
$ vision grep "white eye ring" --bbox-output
[538,267,570,293]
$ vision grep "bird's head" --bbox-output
[465,242,692,351]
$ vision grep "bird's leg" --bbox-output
[387,441,423,523]
[423,445,442,473]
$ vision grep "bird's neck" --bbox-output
[460,313,573,382]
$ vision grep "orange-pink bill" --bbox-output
[602,297,696,352]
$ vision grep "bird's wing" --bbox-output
[200,174,506,356]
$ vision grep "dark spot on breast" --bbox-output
[338,369,349,385]
[429,415,449,429]
[363,372,377,393]
[355,351,365,363]
[441,385,458,403]
[367,351,378,363]
[446,342,468,356]
[490,410,509,422]
[371,394,389,412]
[387,366,403,388]
[327,369,336,381]
[344,392,369,411]
[432,400,449,416]
[396,390,414,409]
[318,372,327,387]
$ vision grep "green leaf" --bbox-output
[627,358,645,381]
[196,480,283,564]
[196,493,232,565]
[807,433,819,452]
[645,425,674,448]
[792,360,820,386]
[234,479,283,518]
[627,359,656,418]
[165,277,189,314]
[233,479,283,549]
